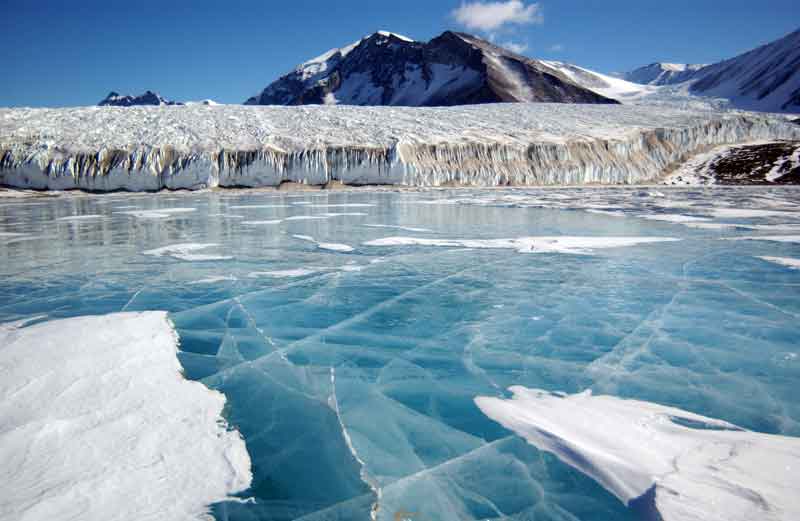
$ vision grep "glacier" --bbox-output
[1,104,798,191]
[1,186,799,521]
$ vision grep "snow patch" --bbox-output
[143,243,233,261]
[117,208,197,219]
[248,268,319,278]
[363,236,679,254]
[758,256,800,270]
[293,234,354,253]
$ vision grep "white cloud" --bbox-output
[500,41,528,54]
[549,43,564,52]
[452,1,543,32]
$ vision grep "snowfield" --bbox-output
[0,104,798,191]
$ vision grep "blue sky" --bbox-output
[1,0,798,107]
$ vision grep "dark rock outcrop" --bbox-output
[99,91,183,107]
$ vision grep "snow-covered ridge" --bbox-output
[0,312,252,520]
[0,104,798,191]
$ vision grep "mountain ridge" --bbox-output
[245,30,618,107]
[623,28,800,112]
[98,91,182,107]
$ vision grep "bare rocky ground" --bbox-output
[711,141,800,184]
[664,140,800,185]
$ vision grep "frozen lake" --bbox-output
[1,186,799,521]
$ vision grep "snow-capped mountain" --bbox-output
[245,31,618,106]
[690,28,800,112]
[623,63,707,86]
[623,28,800,112]
[98,91,182,107]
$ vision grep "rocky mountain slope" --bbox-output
[98,91,182,107]
[245,31,618,107]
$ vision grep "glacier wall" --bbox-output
[0,104,798,191]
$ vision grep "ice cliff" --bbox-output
[0,104,798,191]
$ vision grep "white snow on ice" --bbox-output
[190,275,238,284]
[293,234,354,253]
[363,236,679,255]
[475,386,800,521]
[0,312,252,521]
[117,208,197,219]
[143,243,233,261]
[758,256,800,270]
[242,220,283,225]
[638,214,712,223]
[363,224,433,233]
[248,268,320,278]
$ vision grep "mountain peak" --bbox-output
[246,30,618,107]
[99,91,182,107]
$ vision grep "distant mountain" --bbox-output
[623,63,707,86]
[99,91,182,107]
[245,31,618,107]
[623,28,800,112]
[690,28,800,112]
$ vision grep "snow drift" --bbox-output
[0,103,798,191]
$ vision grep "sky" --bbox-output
[1,0,798,107]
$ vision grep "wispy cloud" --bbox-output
[549,43,564,52]
[451,1,543,32]
[500,41,528,54]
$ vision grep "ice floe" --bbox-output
[293,234,355,252]
[117,208,197,219]
[242,219,283,225]
[190,275,238,284]
[143,243,233,261]
[363,224,433,233]
[758,256,800,269]
[363,236,679,254]
[728,235,800,243]
[248,268,320,278]
[638,214,711,223]
[475,386,800,521]
[0,312,252,520]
